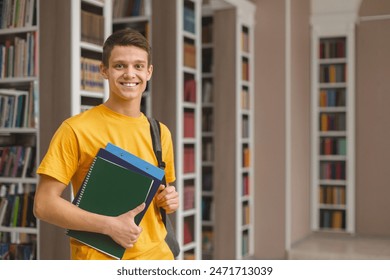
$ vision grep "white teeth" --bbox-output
[122,82,137,87]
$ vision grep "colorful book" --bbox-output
[67,145,164,259]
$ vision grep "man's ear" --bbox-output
[147,64,153,81]
[100,63,108,79]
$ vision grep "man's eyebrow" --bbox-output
[112,59,147,64]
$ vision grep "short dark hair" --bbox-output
[102,28,152,67]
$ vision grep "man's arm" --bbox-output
[34,174,145,248]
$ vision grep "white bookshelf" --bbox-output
[210,0,255,260]
[152,0,202,260]
[235,0,255,259]
[0,0,40,260]
[200,3,214,260]
[310,0,360,234]
[112,0,153,116]
[71,0,112,116]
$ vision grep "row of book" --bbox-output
[0,32,37,78]
[319,161,346,180]
[319,38,346,59]
[319,185,346,205]
[202,80,213,103]
[202,48,213,73]
[319,209,345,230]
[0,0,36,29]
[241,88,250,110]
[319,88,346,107]
[183,110,195,138]
[0,87,36,128]
[0,145,36,178]
[242,116,250,138]
[242,146,250,168]
[242,231,249,257]
[184,185,195,211]
[320,137,347,156]
[202,168,213,192]
[320,112,346,132]
[81,10,104,46]
[183,4,195,34]
[183,145,195,174]
[183,220,193,245]
[184,41,196,69]
[201,17,213,44]
[202,229,213,255]
[241,27,250,53]
[0,240,36,260]
[80,57,104,93]
[242,59,250,81]
[202,139,213,162]
[0,183,36,228]
[184,78,196,103]
[242,203,250,225]
[242,174,250,196]
[319,64,346,83]
[112,0,146,18]
[202,108,213,132]
[201,197,212,221]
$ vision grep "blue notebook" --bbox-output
[99,145,165,223]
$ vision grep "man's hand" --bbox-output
[156,184,179,214]
[106,203,145,248]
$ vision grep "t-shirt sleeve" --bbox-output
[36,121,79,185]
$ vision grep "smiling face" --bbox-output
[100,45,153,108]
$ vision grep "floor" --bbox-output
[287,233,390,260]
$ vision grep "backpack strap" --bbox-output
[148,117,166,170]
[147,117,167,225]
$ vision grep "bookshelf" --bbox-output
[152,0,202,260]
[71,0,112,115]
[36,0,112,259]
[0,0,40,260]
[112,0,153,116]
[211,0,255,260]
[310,1,358,234]
[200,4,214,260]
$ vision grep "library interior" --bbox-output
[1,0,390,260]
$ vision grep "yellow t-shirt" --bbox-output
[37,104,176,260]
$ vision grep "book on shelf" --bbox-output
[184,79,196,102]
[183,145,195,173]
[184,42,196,68]
[80,57,104,93]
[0,0,36,29]
[184,110,195,138]
[202,80,213,103]
[184,185,195,210]
[183,220,193,244]
[67,144,165,259]
[183,4,195,34]
[81,10,104,46]
[0,183,36,228]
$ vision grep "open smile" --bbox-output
[120,82,139,87]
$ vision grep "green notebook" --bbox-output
[66,153,155,259]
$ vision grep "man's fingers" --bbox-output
[129,202,146,218]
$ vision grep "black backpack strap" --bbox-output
[147,117,167,225]
[148,117,166,170]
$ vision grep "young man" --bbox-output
[34,29,179,260]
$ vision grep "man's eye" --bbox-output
[115,64,124,69]
[135,64,144,69]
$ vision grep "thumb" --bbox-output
[129,202,146,218]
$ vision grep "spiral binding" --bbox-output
[73,156,98,206]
